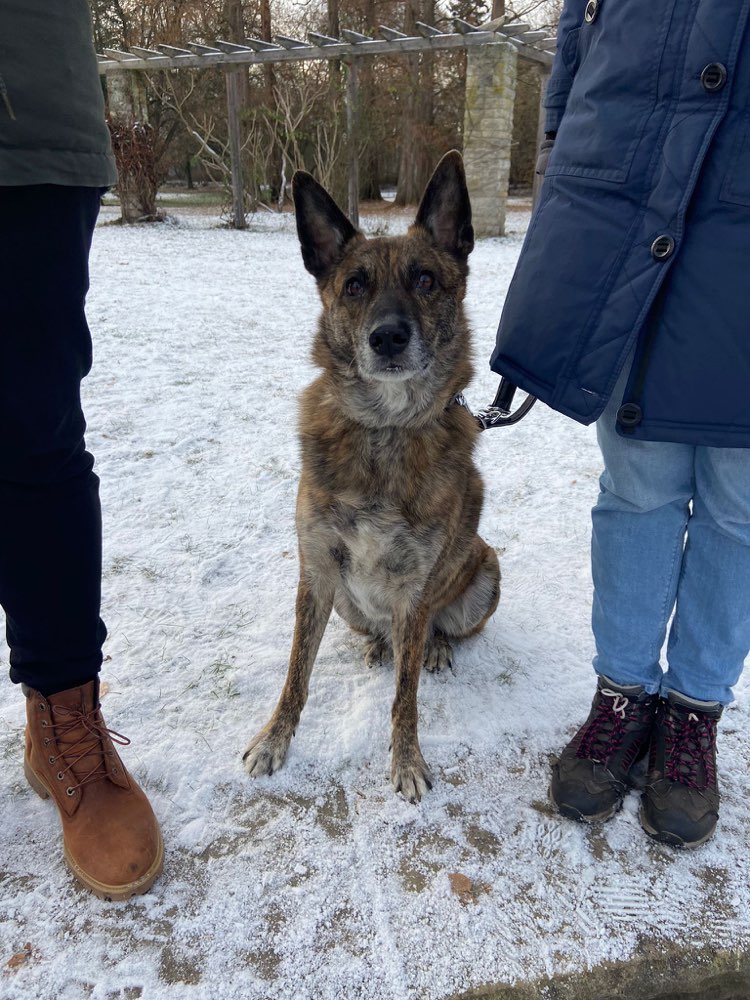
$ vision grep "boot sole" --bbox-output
[638,801,716,850]
[24,759,165,901]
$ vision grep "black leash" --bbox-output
[468,378,537,430]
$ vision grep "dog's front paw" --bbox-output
[243,725,292,778]
[391,747,433,803]
[424,634,453,674]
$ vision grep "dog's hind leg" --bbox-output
[335,592,392,668]
[243,572,334,778]
[433,538,500,643]
[390,602,434,802]
[424,633,454,674]
[364,634,392,668]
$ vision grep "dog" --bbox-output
[243,151,500,801]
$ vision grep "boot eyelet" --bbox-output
[48,756,55,764]
[112,767,118,775]
[38,702,46,711]
[66,788,76,797]
[57,772,64,781]
[43,738,50,746]
[41,721,48,728]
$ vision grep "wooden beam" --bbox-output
[244,37,279,52]
[130,46,163,59]
[416,22,443,38]
[215,40,253,53]
[157,44,193,57]
[341,29,371,44]
[275,36,307,50]
[498,22,531,36]
[103,48,139,61]
[97,25,553,73]
[453,19,482,34]
[308,32,341,47]
[188,43,222,55]
[379,26,406,41]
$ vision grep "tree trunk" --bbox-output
[394,0,435,206]
[260,0,274,105]
[107,70,159,223]
[328,0,341,92]
[259,0,281,204]
[358,0,382,201]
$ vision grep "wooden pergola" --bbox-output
[98,18,555,229]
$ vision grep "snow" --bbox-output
[1,201,749,999]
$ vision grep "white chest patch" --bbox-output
[333,507,440,624]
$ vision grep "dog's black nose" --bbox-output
[369,322,411,358]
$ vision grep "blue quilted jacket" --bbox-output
[490,0,750,447]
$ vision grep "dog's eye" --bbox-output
[416,271,435,292]
[345,276,366,298]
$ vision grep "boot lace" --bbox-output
[576,689,643,766]
[45,702,130,795]
[663,708,717,791]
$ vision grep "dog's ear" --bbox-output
[414,150,474,258]
[293,171,360,281]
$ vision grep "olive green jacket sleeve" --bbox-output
[0,0,117,186]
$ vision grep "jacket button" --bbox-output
[584,0,599,22]
[617,403,643,428]
[701,63,727,93]
[651,235,675,260]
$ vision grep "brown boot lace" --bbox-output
[43,701,130,798]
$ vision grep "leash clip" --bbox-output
[475,378,537,430]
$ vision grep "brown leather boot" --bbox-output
[23,680,163,901]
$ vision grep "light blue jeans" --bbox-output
[591,375,750,705]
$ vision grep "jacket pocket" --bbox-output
[546,0,678,184]
[720,114,750,208]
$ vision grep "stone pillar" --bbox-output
[532,68,551,210]
[463,42,518,238]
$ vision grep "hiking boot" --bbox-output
[23,680,163,900]
[639,691,722,848]
[550,676,658,822]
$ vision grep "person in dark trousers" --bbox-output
[491,0,750,847]
[0,1,163,898]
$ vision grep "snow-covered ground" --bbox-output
[1,200,749,999]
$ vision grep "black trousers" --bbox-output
[0,185,106,695]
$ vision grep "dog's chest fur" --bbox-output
[298,392,474,627]
[328,499,442,622]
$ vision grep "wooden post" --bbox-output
[225,67,247,230]
[532,67,551,211]
[345,59,359,227]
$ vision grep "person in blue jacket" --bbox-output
[491,0,750,847]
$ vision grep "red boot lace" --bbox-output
[663,709,717,791]
[576,689,641,766]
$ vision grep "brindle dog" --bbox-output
[243,151,500,801]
